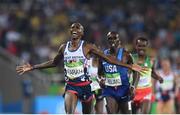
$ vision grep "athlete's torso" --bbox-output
[64,40,90,84]
[102,48,129,86]
[131,54,153,89]
[156,70,174,91]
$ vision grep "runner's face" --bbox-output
[136,40,148,56]
[107,33,119,48]
[161,59,171,71]
[70,23,84,41]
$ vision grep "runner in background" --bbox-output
[155,58,178,114]
[88,55,105,114]
[131,34,163,114]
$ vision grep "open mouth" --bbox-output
[109,42,116,47]
[111,43,115,47]
[138,49,145,54]
[72,31,78,36]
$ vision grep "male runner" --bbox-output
[88,56,105,114]
[98,31,139,114]
[131,34,164,114]
[156,58,178,114]
[16,23,143,114]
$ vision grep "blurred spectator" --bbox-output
[0,0,178,68]
[22,77,33,98]
[0,10,8,29]
[21,77,33,113]
[175,56,180,113]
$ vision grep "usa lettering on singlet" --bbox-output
[103,64,122,86]
[64,40,87,80]
[102,48,129,87]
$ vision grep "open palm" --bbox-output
[132,64,148,73]
[16,63,33,75]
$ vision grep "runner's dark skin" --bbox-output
[98,31,139,114]
[16,23,145,114]
[90,56,105,114]
[132,35,163,114]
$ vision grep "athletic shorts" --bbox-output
[102,85,130,102]
[65,83,94,102]
[93,89,103,100]
[133,87,152,104]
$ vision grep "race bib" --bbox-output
[90,81,101,91]
[65,65,84,79]
[138,76,151,87]
[160,81,173,91]
[105,73,121,86]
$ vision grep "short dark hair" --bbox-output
[135,34,149,45]
[107,31,119,39]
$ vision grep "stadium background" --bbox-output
[0,0,179,113]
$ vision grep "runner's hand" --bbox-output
[131,64,148,73]
[99,77,105,88]
[16,63,33,75]
[158,77,164,83]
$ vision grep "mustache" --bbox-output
[71,37,79,40]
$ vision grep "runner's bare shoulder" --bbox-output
[58,43,67,53]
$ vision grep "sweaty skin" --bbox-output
[16,23,144,114]
[98,31,139,114]
[132,35,163,114]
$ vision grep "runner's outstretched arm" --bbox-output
[16,44,65,75]
[87,44,143,72]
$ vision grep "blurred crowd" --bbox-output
[0,0,179,113]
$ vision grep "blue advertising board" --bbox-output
[33,95,82,114]
[0,95,2,113]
